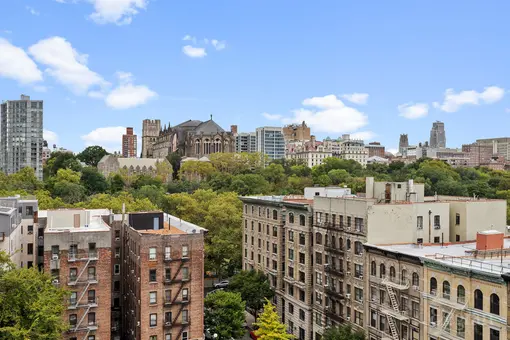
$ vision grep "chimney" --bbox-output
[230,125,238,135]
[476,230,504,251]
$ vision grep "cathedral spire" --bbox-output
[210,114,213,120]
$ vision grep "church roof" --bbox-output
[175,120,203,128]
[192,119,225,135]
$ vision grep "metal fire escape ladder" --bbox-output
[81,330,91,340]
[441,308,454,331]
[385,285,400,340]
[75,304,91,331]
[74,259,91,283]
[76,282,91,306]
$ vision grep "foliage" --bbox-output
[204,290,246,340]
[166,152,182,180]
[254,299,294,340]
[80,167,108,195]
[228,271,275,317]
[0,251,69,339]
[44,151,82,178]
[76,145,108,167]
[209,152,265,174]
[179,161,216,181]
[322,324,365,340]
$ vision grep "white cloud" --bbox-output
[262,112,282,120]
[26,6,40,16]
[28,36,109,95]
[33,85,48,92]
[211,39,226,51]
[182,35,197,44]
[89,0,148,25]
[104,71,157,109]
[65,97,77,104]
[81,126,128,152]
[435,86,505,112]
[263,94,369,134]
[341,93,369,105]
[387,148,398,155]
[182,45,207,58]
[44,129,59,145]
[398,103,429,119]
[0,38,43,84]
[350,131,376,141]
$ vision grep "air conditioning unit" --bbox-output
[359,275,363,280]
[27,231,33,235]
[115,237,120,241]
[137,321,140,327]
[115,254,120,258]
[430,322,436,327]
[372,298,377,302]
[346,316,351,321]
[165,322,171,326]
[413,285,419,291]
[346,271,351,275]
[52,254,59,260]
[52,279,59,284]
[345,293,351,298]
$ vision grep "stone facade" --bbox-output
[142,119,162,158]
[97,154,171,180]
[145,119,235,159]
[283,121,311,142]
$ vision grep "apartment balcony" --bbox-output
[67,276,98,286]
[324,264,344,277]
[380,305,409,321]
[49,259,60,270]
[87,322,98,331]
[382,277,410,290]
[425,292,467,310]
[68,252,98,262]
[324,286,344,300]
[325,307,344,324]
[428,324,465,340]
[324,245,344,256]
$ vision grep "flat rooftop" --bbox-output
[241,195,313,205]
[138,221,187,235]
[370,238,510,275]
[42,209,111,233]
[113,212,207,235]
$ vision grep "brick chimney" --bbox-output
[476,230,504,251]
[230,125,238,135]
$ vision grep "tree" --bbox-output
[44,151,82,178]
[260,164,286,185]
[52,182,86,204]
[328,169,351,185]
[8,167,43,191]
[80,167,108,195]
[229,174,270,195]
[322,324,365,340]
[77,145,108,167]
[166,152,182,180]
[254,299,294,340]
[155,160,173,183]
[0,251,68,339]
[204,290,246,340]
[228,270,274,318]
[179,161,216,181]
[109,174,125,193]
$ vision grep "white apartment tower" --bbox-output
[1,95,44,180]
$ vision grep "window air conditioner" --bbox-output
[52,254,59,260]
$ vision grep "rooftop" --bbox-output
[42,209,111,233]
[370,238,510,275]
[138,221,187,235]
[113,212,207,235]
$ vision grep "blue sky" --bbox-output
[1,0,510,154]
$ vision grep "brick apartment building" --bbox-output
[41,208,206,340]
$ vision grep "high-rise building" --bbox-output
[122,127,137,158]
[475,137,510,160]
[366,142,385,158]
[236,132,257,153]
[399,134,409,155]
[429,121,446,148]
[283,121,311,142]
[256,127,285,160]
[141,119,161,158]
[1,94,43,180]
[337,135,368,167]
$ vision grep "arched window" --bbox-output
[442,281,451,299]
[346,239,351,250]
[214,138,221,153]
[258,207,261,217]
[195,139,201,155]
[316,233,322,245]
[331,236,336,248]
[457,285,465,304]
[354,241,363,255]
[412,272,419,287]
[490,294,499,315]
[299,215,306,226]
[204,139,211,154]
[251,206,254,214]
[288,213,294,224]
[266,209,270,218]
[380,264,386,278]
[430,277,437,295]
[339,238,343,250]
[389,266,396,281]
[401,269,407,283]
[272,210,278,220]
[371,261,377,276]
[474,289,483,310]
[244,205,247,213]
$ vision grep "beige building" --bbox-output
[97,154,171,181]
[283,121,311,142]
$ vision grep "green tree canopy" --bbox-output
[204,290,246,340]
[254,300,294,340]
[322,324,365,340]
[76,145,108,167]
[228,270,275,318]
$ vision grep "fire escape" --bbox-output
[163,254,190,340]
[381,277,410,340]
[322,219,345,326]
[427,289,467,340]
[67,249,99,340]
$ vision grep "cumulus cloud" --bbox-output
[350,131,376,141]
[26,6,40,16]
[43,129,59,145]
[434,86,505,112]
[211,39,226,51]
[262,113,282,121]
[398,103,429,119]
[182,35,197,44]
[182,45,207,58]
[81,126,128,152]
[104,71,157,109]
[0,38,43,84]
[28,36,110,95]
[89,0,148,25]
[341,93,369,105]
[262,94,369,134]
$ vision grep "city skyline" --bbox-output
[1,1,510,153]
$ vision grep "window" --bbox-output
[434,215,440,228]
[371,261,376,276]
[456,234,460,242]
[379,315,386,331]
[299,309,305,321]
[456,317,465,338]
[149,247,157,260]
[70,291,77,305]
[474,289,483,310]
[401,269,407,282]
[299,271,305,283]
[288,266,294,278]
[315,312,322,326]
[88,243,97,258]
[299,252,305,264]
[182,309,188,324]
[429,307,437,325]
[354,287,363,302]
[443,311,450,332]
[299,233,305,245]
[355,264,363,278]
[69,268,77,281]
[354,310,363,326]
[27,225,33,233]
[315,272,322,285]
[299,215,306,226]
[288,249,294,260]
[149,269,157,282]
[88,267,96,281]
[299,289,305,302]
[442,281,450,299]
[354,241,363,255]
[315,252,322,265]
[182,288,189,301]
[150,337,157,340]
[69,314,77,327]
[455,213,460,225]
[258,223,262,233]
[289,303,294,314]
[114,281,120,292]
[490,329,500,340]
[490,293,499,315]
[165,268,171,281]
[346,239,351,250]
[88,312,95,326]
[289,213,295,224]
[412,272,419,287]
[150,313,157,327]
[434,236,440,243]
[88,290,95,303]
[370,309,377,327]
[316,232,322,245]
[27,243,33,255]
[266,208,270,218]
[412,301,419,319]
[166,335,172,340]
[380,264,385,278]
[150,291,157,304]
[430,277,437,295]
[182,267,189,280]
[389,266,396,280]
[115,247,120,257]
[273,226,278,237]
[165,290,172,302]
[456,285,465,304]
[182,332,188,340]
[347,216,351,228]
[299,327,305,340]
[289,231,294,241]
[165,246,171,260]
[182,245,189,258]
[272,243,277,254]
[380,290,385,304]
[474,323,483,340]
[273,210,278,220]
[417,216,423,229]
